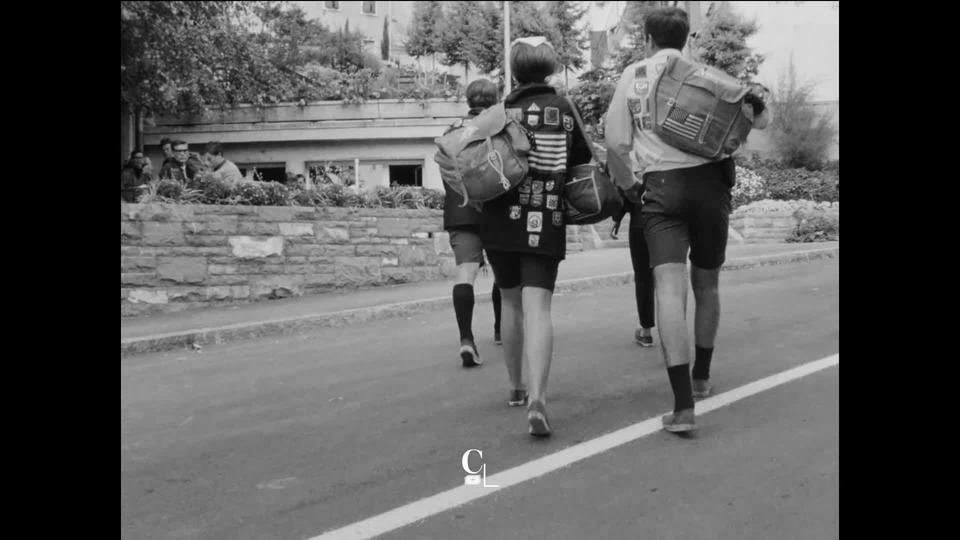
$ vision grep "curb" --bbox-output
[122,246,838,356]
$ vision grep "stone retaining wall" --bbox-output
[121,203,617,317]
[730,209,839,243]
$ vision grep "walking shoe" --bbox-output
[661,408,697,433]
[460,341,483,368]
[508,389,528,407]
[527,400,552,437]
[494,330,502,345]
[692,379,713,399]
[635,328,654,347]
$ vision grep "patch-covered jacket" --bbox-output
[480,84,591,260]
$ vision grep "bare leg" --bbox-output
[522,286,554,403]
[499,285,524,391]
[653,263,689,368]
[690,265,721,348]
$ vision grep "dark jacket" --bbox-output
[159,155,203,182]
[442,107,487,230]
[121,165,149,202]
[479,83,591,260]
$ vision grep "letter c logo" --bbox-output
[462,449,483,475]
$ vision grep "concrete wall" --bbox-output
[142,99,466,192]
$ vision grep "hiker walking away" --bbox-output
[604,7,770,433]
[442,79,505,368]
[480,37,592,437]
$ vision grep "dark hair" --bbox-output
[510,41,558,85]
[160,137,173,149]
[129,149,144,159]
[172,140,188,149]
[204,142,224,156]
[644,7,690,51]
[466,79,499,109]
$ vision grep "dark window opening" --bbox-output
[325,1,340,9]
[390,165,422,186]
[362,1,376,14]
[237,165,287,184]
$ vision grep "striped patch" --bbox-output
[530,133,567,172]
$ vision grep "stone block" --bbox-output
[381,257,399,267]
[256,207,300,221]
[208,264,238,275]
[229,236,284,258]
[250,275,303,299]
[237,221,281,235]
[157,257,208,284]
[433,232,452,255]
[185,234,228,247]
[184,216,239,235]
[121,273,156,286]
[121,221,142,241]
[141,222,184,246]
[399,245,430,266]
[382,267,414,284]
[121,256,157,272]
[127,289,169,304]
[316,227,351,243]
[333,257,382,287]
[279,222,314,236]
[356,244,400,257]
[376,218,412,237]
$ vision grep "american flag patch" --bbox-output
[662,108,705,140]
[529,132,567,172]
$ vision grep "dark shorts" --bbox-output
[448,227,485,265]
[639,159,734,270]
[485,250,561,291]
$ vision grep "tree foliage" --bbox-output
[692,1,764,82]
[771,57,837,170]
[405,0,443,60]
[547,1,588,72]
[438,2,484,78]
[468,2,505,75]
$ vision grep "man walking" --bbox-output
[604,7,769,433]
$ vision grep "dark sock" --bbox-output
[452,284,475,342]
[693,346,713,381]
[667,364,694,412]
[491,284,502,333]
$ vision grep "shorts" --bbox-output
[639,158,734,270]
[448,227,485,265]
[485,250,561,291]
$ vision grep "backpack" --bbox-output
[650,55,755,160]
[434,103,531,207]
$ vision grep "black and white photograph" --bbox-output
[121,1,839,538]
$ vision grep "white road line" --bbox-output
[307,354,839,540]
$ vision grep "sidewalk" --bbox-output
[121,242,838,355]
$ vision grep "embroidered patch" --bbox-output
[627,98,645,115]
[544,107,560,125]
[633,79,650,96]
[654,61,665,76]
[641,114,653,130]
[528,234,540,247]
[634,65,647,79]
[527,114,540,127]
[563,114,574,132]
[526,102,541,113]
[552,211,563,226]
[519,193,530,205]
[545,181,555,192]
[531,193,543,207]
[509,205,522,220]
[532,181,544,194]
[519,180,532,193]
[527,211,543,232]
[546,194,558,210]
[506,107,523,122]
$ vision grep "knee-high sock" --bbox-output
[453,284,475,341]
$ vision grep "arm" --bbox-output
[604,67,643,203]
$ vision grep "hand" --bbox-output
[622,182,644,205]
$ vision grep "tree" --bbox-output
[510,1,558,42]
[438,2,483,82]
[547,1,588,86]
[381,17,390,61]
[468,1,504,75]
[771,56,837,169]
[406,1,444,69]
[613,1,667,72]
[692,1,764,82]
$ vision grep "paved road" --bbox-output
[121,258,839,540]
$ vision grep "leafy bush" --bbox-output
[737,156,838,202]
[731,166,767,209]
[771,59,837,170]
[567,68,619,142]
[786,211,839,243]
[733,199,838,215]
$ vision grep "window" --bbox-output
[237,163,287,184]
[389,164,422,187]
[362,1,376,15]
[325,1,340,10]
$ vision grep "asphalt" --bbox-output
[121,241,838,355]
[121,256,839,540]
